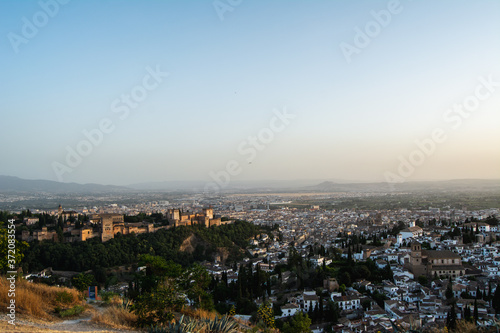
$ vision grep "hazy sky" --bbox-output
[1,0,499,186]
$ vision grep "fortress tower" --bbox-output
[203,207,214,219]
[101,215,114,242]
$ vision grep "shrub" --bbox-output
[55,290,74,304]
[59,305,85,318]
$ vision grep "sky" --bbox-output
[0,0,499,186]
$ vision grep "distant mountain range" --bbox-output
[0,175,128,194]
[0,175,499,194]
[303,179,500,193]
[126,179,327,191]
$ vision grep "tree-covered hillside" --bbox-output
[22,220,260,272]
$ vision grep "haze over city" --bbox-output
[1,0,499,186]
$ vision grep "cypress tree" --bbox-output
[464,305,471,321]
[473,299,479,323]
[492,286,500,314]
[319,295,324,322]
[446,303,457,330]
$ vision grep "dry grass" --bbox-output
[455,320,480,333]
[0,276,83,320]
[427,320,479,333]
[91,305,137,329]
[179,307,217,320]
[106,294,123,307]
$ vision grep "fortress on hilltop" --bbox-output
[22,205,229,243]
[166,207,229,228]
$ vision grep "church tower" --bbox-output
[410,242,421,265]
[409,241,426,276]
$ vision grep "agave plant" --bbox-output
[205,315,239,333]
[148,314,239,333]
[148,315,203,333]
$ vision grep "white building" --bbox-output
[399,223,424,241]
[302,291,319,312]
[281,303,300,317]
[332,295,361,311]
[310,255,324,267]
[23,217,39,225]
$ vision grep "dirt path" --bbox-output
[1,307,141,333]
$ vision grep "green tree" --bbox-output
[372,291,389,308]
[447,303,457,330]
[288,245,303,269]
[361,299,372,311]
[318,296,324,322]
[492,286,500,314]
[327,301,341,324]
[138,254,182,292]
[382,263,394,281]
[132,279,185,327]
[72,272,95,291]
[445,282,454,300]
[473,299,478,323]
[339,284,346,294]
[180,263,213,310]
[256,301,275,329]
[229,304,236,316]
[282,312,312,333]
[464,305,471,322]
[418,275,428,286]
[475,286,482,299]
[339,270,351,287]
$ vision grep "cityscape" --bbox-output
[1,182,500,332]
